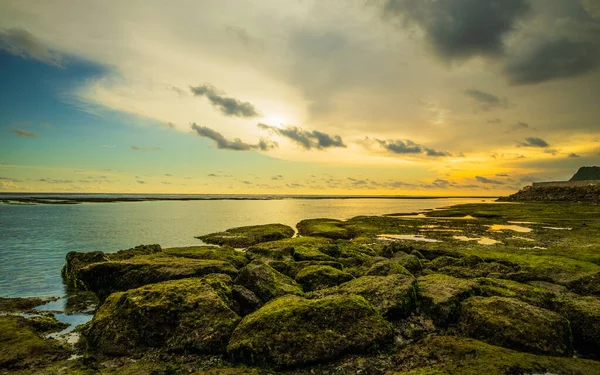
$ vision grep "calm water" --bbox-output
[0,197,491,299]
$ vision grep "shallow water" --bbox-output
[0,197,489,299]
[378,234,442,243]
[488,224,533,233]
[453,235,500,245]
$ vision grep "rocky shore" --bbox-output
[499,184,600,203]
[2,202,600,374]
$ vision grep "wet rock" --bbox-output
[197,224,295,248]
[296,218,352,240]
[0,297,55,313]
[293,246,335,262]
[295,265,354,291]
[476,277,557,309]
[164,245,249,268]
[234,261,303,303]
[27,315,69,333]
[227,294,393,368]
[76,253,238,300]
[108,244,162,261]
[417,274,477,326]
[366,259,413,277]
[85,275,240,355]
[61,251,108,288]
[557,294,600,355]
[231,285,262,316]
[0,316,69,370]
[309,274,417,319]
[391,251,422,273]
[567,270,600,296]
[459,296,573,356]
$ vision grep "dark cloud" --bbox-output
[475,176,504,185]
[464,89,508,110]
[258,123,346,150]
[0,28,62,67]
[271,175,284,180]
[164,174,173,177]
[131,145,161,151]
[568,153,581,158]
[380,0,530,60]
[191,123,277,151]
[190,84,260,118]
[496,173,510,177]
[0,176,20,182]
[137,180,146,184]
[518,137,550,148]
[374,138,452,157]
[487,118,502,124]
[37,178,75,184]
[286,183,305,188]
[505,37,600,84]
[11,127,39,138]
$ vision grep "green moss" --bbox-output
[458,296,573,356]
[296,219,352,240]
[295,265,354,291]
[164,245,248,268]
[107,244,162,261]
[475,277,556,309]
[567,270,600,296]
[227,294,392,368]
[293,246,335,262]
[85,275,240,356]
[0,297,53,313]
[392,251,422,273]
[310,274,417,319]
[557,294,600,355]
[417,274,477,326]
[197,224,295,248]
[76,253,239,300]
[234,261,303,303]
[366,259,413,277]
[0,316,69,370]
[26,315,69,333]
[392,335,600,375]
[61,251,108,288]
[191,368,270,375]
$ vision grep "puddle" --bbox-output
[419,225,439,229]
[378,234,441,243]
[489,224,532,233]
[453,235,500,245]
[520,246,547,250]
[420,229,463,232]
[543,227,572,231]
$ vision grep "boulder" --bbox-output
[557,295,600,355]
[231,285,262,316]
[310,274,417,319]
[295,265,354,291]
[459,296,573,356]
[567,270,600,296]
[296,219,352,240]
[234,262,303,303]
[416,274,477,326]
[108,244,162,261]
[85,275,241,355]
[227,294,392,368]
[164,245,248,268]
[76,253,238,300]
[366,259,413,277]
[475,277,556,309]
[61,251,107,288]
[197,224,295,248]
[391,251,422,273]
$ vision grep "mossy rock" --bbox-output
[231,285,262,316]
[227,294,393,368]
[436,262,516,279]
[295,265,354,292]
[0,297,53,313]
[61,251,108,288]
[234,261,303,303]
[366,259,413,277]
[85,275,240,355]
[310,274,417,319]
[107,244,162,261]
[197,224,295,248]
[293,246,335,262]
[567,270,600,296]
[0,316,70,370]
[458,296,573,356]
[416,274,477,326]
[245,236,333,261]
[75,253,238,300]
[281,260,344,279]
[26,315,69,333]
[164,245,249,268]
[392,251,422,273]
[192,369,270,375]
[296,219,352,240]
[557,294,600,355]
[475,277,556,309]
[392,335,600,375]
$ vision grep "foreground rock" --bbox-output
[197,224,295,248]
[296,219,352,239]
[558,295,600,355]
[85,275,241,355]
[234,261,303,303]
[76,253,238,300]
[309,274,416,319]
[0,297,56,313]
[459,296,573,356]
[227,294,392,368]
[294,265,354,291]
[417,274,477,326]
[164,245,249,268]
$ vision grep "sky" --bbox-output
[0,0,599,195]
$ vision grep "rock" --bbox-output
[557,295,600,355]
[26,315,69,333]
[0,316,69,370]
[0,297,55,313]
[234,261,303,303]
[76,253,238,300]
[365,259,413,277]
[475,277,556,309]
[428,256,462,270]
[310,274,417,319]
[500,183,600,203]
[459,296,573,356]
[197,224,295,248]
[296,219,352,240]
[245,236,333,263]
[61,251,108,288]
[275,260,344,279]
[231,285,262,316]
[391,251,422,273]
[108,244,162,261]
[567,270,600,296]
[417,274,477,326]
[295,265,354,291]
[85,275,241,355]
[164,245,249,268]
[227,294,393,368]
[293,246,335,262]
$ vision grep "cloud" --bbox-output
[0,28,62,67]
[0,176,20,182]
[380,0,530,60]
[11,127,39,138]
[505,37,600,84]
[136,180,146,184]
[475,176,504,185]
[374,138,451,157]
[496,173,510,177]
[190,84,260,118]
[37,178,74,184]
[131,145,161,151]
[568,153,581,158]
[192,123,276,151]
[258,123,346,150]
[518,137,550,148]
[487,118,502,124]
[271,175,284,180]
[464,89,508,110]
